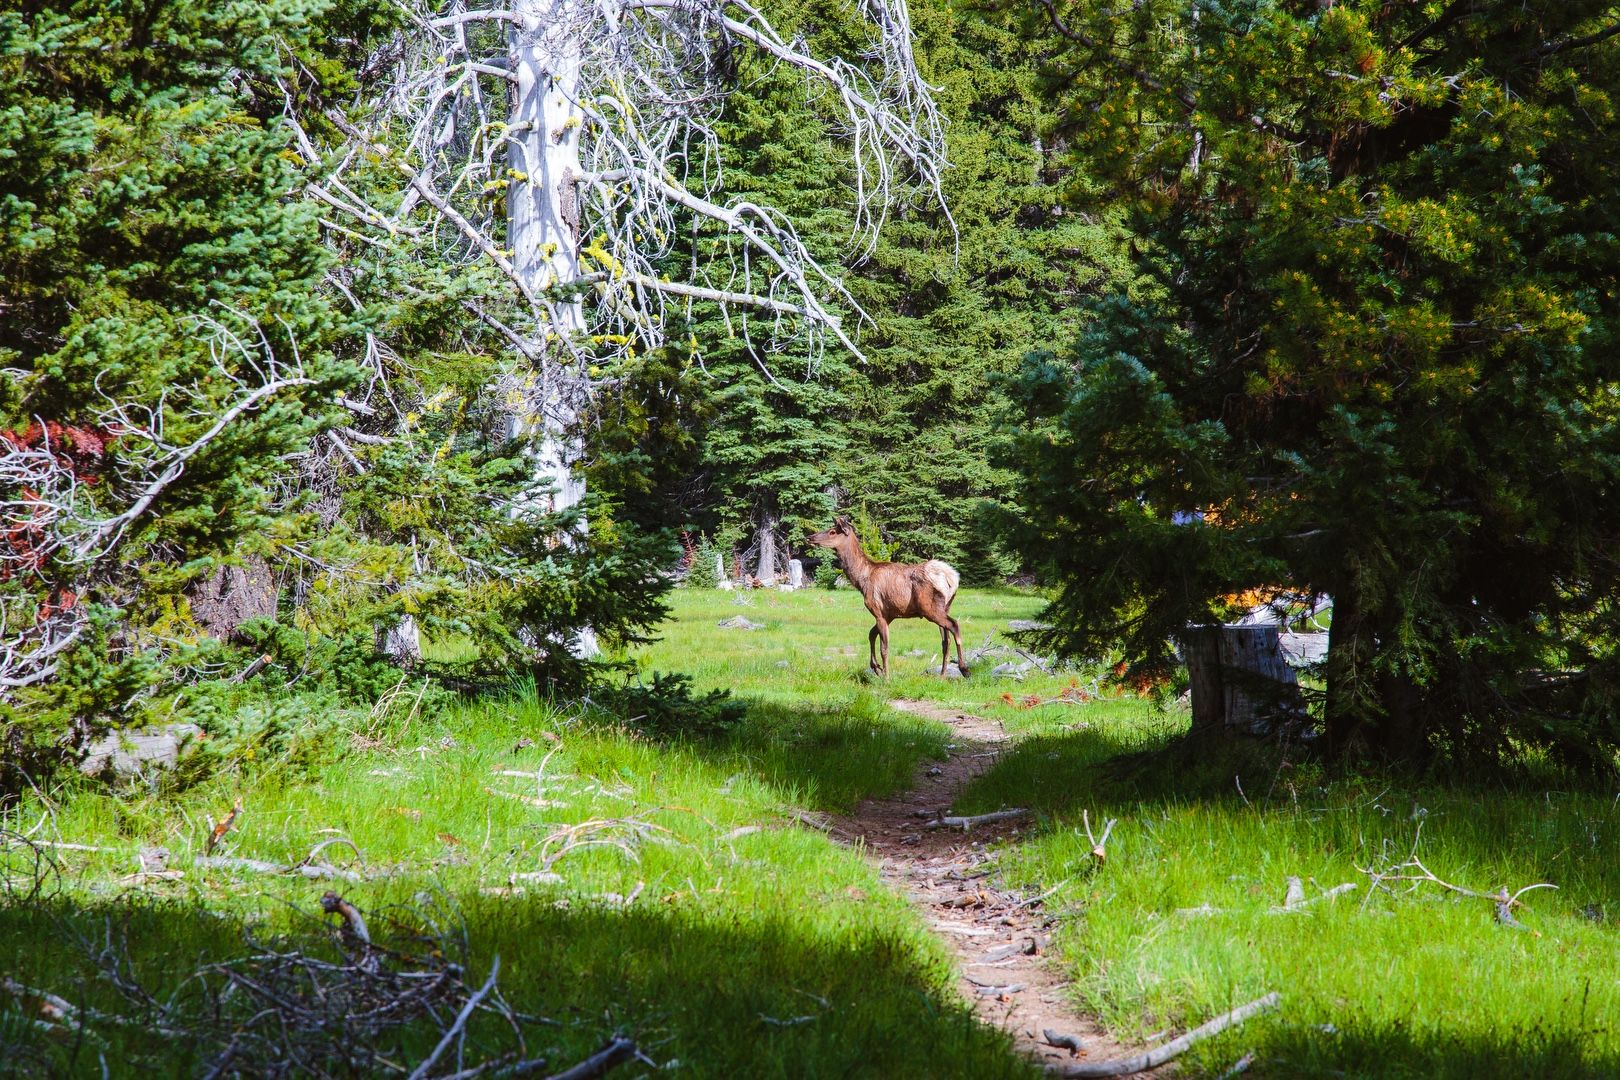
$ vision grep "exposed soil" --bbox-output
[829,698,1130,1074]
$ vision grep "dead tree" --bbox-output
[291,0,950,656]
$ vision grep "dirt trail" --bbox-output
[829,698,1126,1074]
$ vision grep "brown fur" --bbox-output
[806,516,969,677]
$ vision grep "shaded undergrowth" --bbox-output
[1,889,1026,1078]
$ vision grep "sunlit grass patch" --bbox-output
[960,725,1620,1078]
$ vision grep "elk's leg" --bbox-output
[868,624,881,674]
[876,617,892,677]
[949,616,969,677]
[939,624,950,676]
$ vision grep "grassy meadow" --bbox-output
[3,585,1618,1077]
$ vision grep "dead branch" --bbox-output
[232,653,273,683]
[196,856,285,875]
[26,889,539,1076]
[1015,877,1073,909]
[925,808,1030,830]
[1356,824,1557,921]
[1082,810,1116,863]
[191,855,362,883]
[408,957,501,1080]
[205,798,243,853]
[1049,992,1281,1078]
[319,890,373,958]
[1272,881,1358,913]
[544,1036,641,1080]
[1,977,83,1032]
[1175,903,1222,917]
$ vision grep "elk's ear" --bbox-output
[834,515,852,532]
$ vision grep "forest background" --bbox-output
[6,0,1620,781]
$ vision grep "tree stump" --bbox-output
[187,556,276,642]
[1181,625,1304,735]
[788,559,804,589]
[754,511,781,585]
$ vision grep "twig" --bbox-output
[1082,810,1117,863]
[408,957,500,1080]
[1048,992,1281,1077]
[543,1036,639,1080]
[925,809,1029,830]
[1044,1029,1084,1052]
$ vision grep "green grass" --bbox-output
[955,716,1620,1077]
[7,586,1618,1077]
[1,591,1055,1078]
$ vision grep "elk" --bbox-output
[806,516,969,678]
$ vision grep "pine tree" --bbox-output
[641,0,1129,580]
[0,1,349,744]
[1004,0,1620,768]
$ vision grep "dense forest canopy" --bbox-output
[4,0,1620,776]
[1003,0,1620,768]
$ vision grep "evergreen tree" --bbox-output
[1003,0,1620,768]
[0,0,349,746]
[629,0,1129,580]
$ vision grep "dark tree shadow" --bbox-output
[0,890,1035,1079]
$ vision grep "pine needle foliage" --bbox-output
[1001,0,1620,769]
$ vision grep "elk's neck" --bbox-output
[838,539,879,595]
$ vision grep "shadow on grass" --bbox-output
[716,694,951,810]
[586,690,950,814]
[0,891,1033,1079]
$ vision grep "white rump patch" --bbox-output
[922,560,959,600]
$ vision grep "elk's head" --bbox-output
[806,515,854,550]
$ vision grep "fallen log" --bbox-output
[1048,993,1280,1078]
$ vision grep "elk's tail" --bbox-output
[923,560,960,604]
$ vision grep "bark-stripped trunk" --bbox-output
[510,0,596,655]
[377,614,422,665]
[755,510,781,584]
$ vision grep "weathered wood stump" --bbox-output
[80,724,203,778]
[1181,625,1305,735]
[187,556,276,642]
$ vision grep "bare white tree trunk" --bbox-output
[510,0,597,655]
[755,510,781,584]
[299,0,950,669]
[377,614,423,665]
